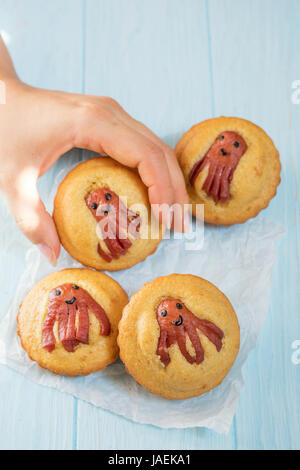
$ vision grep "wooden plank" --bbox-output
[0,0,84,450]
[207,0,300,449]
[77,404,234,450]
[0,0,298,450]
[76,0,235,450]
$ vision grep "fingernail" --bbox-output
[37,244,57,266]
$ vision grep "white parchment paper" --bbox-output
[0,164,284,434]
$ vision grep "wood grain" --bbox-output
[0,0,299,450]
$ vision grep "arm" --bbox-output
[0,37,188,265]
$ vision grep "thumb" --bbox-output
[4,168,60,265]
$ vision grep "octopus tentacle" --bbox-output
[156,329,170,366]
[189,131,247,203]
[56,303,78,352]
[175,326,196,364]
[128,216,141,238]
[76,302,89,344]
[219,165,231,202]
[57,302,69,344]
[63,303,79,352]
[63,339,79,353]
[118,201,129,228]
[97,243,114,262]
[156,299,224,366]
[104,235,126,257]
[203,162,218,194]
[43,284,111,353]
[189,157,207,186]
[185,324,205,364]
[86,188,140,262]
[115,219,132,250]
[86,297,111,336]
[101,216,126,256]
[193,318,224,352]
[166,329,176,348]
[42,305,57,352]
[65,303,77,342]
[209,164,225,202]
[118,236,132,250]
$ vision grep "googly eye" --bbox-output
[72,285,79,290]
[55,290,61,296]
[176,303,183,309]
[91,202,98,210]
[234,141,239,148]
[161,310,168,317]
[105,193,112,201]
[219,135,224,141]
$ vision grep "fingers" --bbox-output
[4,168,60,265]
[101,122,176,227]
[75,100,189,231]
[76,117,176,227]
[110,107,189,231]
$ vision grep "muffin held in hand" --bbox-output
[17,268,128,376]
[54,157,163,271]
[118,274,240,400]
[176,117,281,225]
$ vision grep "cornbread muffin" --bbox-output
[118,274,240,399]
[17,268,128,376]
[53,157,163,271]
[176,117,281,225]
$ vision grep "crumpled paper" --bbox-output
[0,163,284,434]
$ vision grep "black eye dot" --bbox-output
[176,303,183,309]
[72,285,79,290]
[161,309,168,317]
[234,141,239,148]
[55,290,61,296]
[91,202,98,210]
[105,193,112,201]
[219,135,224,141]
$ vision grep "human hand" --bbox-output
[0,43,188,265]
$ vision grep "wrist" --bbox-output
[0,76,28,101]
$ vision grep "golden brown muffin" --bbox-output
[118,274,240,399]
[175,117,281,225]
[17,268,128,376]
[53,157,163,271]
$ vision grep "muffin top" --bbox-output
[17,268,128,376]
[53,157,163,271]
[118,274,240,399]
[176,117,281,225]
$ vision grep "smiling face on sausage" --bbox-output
[157,299,184,328]
[86,188,115,218]
[209,131,247,160]
[156,298,224,366]
[48,283,80,304]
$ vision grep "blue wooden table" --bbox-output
[0,0,299,450]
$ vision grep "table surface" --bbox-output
[0,0,299,450]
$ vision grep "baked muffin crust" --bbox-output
[176,117,281,225]
[17,268,128,376]
[118,274,240,399]
[54,157,163,270]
